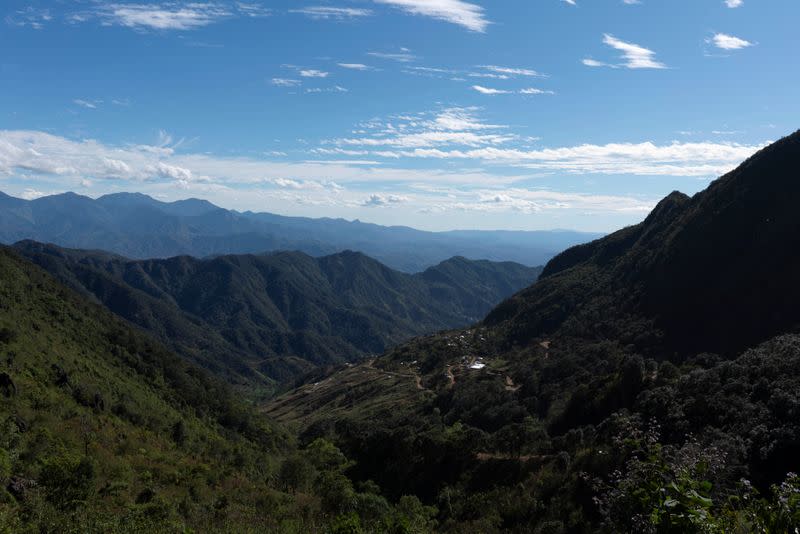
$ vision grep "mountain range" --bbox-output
[0,191,600,272]
[3,131,800,532]
[14,241,540,394]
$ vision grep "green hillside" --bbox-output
[15,243,540,395]
[0,248,437,533]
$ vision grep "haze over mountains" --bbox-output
[14,241,540,394]
[0,191,600,273]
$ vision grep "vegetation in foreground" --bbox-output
[0,248,439,533]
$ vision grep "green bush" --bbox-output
[38,454,96,510]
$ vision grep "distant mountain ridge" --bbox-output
[14,241,541,393]
[0,190,601,272]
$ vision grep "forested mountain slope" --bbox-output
[265,131,800,533]
[0,247,451,532]
[14,242,540,394]
[0,246,287,530]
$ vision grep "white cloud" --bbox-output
[97,3,233,30]
[5,7,52,29]
[0,129,518,190]
[0,128,774,225]
[67,2,269,31]
[472,86,553,96]
[367,50,416,63]
[73,99,99,109]
[562,0,576,5]
[269,178,342,191]
[299,69,329,78]
[290,7,372,19]
[271,78,301,87]
[338,63,372,70]
[305,86,349,93]
[152,162,193,182]
[597,33,666,69]
[362,193,408,207]
[335,130,514,148]
[472,85,511,95]
[432,108,505,131]
[582,58,608,67]
[520,88,555,95]
[373,0,489,32]
[725,0,743,7]
[235,2,272,17]
[379,141,765,177]
[481,65,544,77]
[709,33,753,50]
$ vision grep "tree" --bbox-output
[278,454,314,494]
[38,454,95,510]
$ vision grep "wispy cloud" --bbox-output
[299,69,329,78]
[73,99,101,109]
[582,58,609,68]
[480,65,545,77]
[371,141,764,177]
[725,0,743,7]
[0,128,769,223]
[290,6,373,20]
[271,78,301,87]
[305,86,349,94]
[338,63,374,70]
[472,85,511,95]
[235,2,272,17]
[96,3,233,30]
[64,2,269,31]
[472,86,553,96]
[590,33,667,69]
[367,50,416,62]
[362,193,408,207]
[709,32,753,50]
[373,0,489,32]
[5,7,52,29]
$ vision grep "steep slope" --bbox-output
[0,246,291,530]
[14,242,540,393]
[0,247,452,533]
[487,129,800,357]
[0,191,599,271]
[264,131,800,532]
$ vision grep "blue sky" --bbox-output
[1,0,797,231]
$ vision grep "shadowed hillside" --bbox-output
[14,242,541,394]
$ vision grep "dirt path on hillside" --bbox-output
[367,359,426,391]
[445,366,455,389]
[505,375,521,392]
